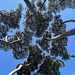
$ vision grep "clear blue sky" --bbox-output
[0,0,75,75]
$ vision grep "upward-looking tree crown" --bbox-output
[0,0,75,75]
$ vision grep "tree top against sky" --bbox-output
[0,0,75,75]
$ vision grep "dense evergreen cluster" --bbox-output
[36,31,51,50]
[17,45,45,75]
[50,15,69,60]
[38,56,64,75]
[0,4,23,38]
[0,0,75,75]
[48,0,75,14]
[24,9,53,37]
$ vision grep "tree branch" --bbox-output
[0,35,22,54]
[0,39,9,44]
[8,64,23,75]
[24,0,39,21]
[10,39,22,44]
[46,28,75,41]
[63,20,75,23]
[41,0,46,9]
[0,38,21,44]
[5,35,9,42]
[8,63,31,75]
[68,54,75,58]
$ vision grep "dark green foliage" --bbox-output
[37,56,64,75]
[24,6,53,37]
[0,4,23,28]
[36,31,51,50]
[48,0,75,14]
[0,0,75,75]
[0,4,23,38]
[17,45,45,75]
[0,41,11,51]
[50,15,69,59]
[12,28,33,59]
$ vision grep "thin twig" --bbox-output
[10,39,22,44]
[17,31,24,37]
[68,54,75,58]
[63,20,75,23]
[41,0,46,9]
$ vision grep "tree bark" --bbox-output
[8,64,23,75]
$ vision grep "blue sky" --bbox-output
[0,0,75,75]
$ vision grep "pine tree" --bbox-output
[0,0,75,75]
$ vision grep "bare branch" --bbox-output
[8,63,31,75]
[8,64,23,75]
[17,31,24,37]
[24,0,39,21]
[10,39,22,44]
[63,20,75,23]
[41,0,46,9]
[5,35,9,42]
[46,28,75,41]
[0,38,21,44]
[68,54,75,58]
[0,39,10,44]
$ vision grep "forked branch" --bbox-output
[0,34,21,54]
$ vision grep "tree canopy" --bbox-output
[0,0,75,75]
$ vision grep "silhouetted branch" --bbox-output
[46,28,75,41]
[68,54,75,58]
[41,0,46,9]
[17,31,24,37]
[63,20,75,23]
